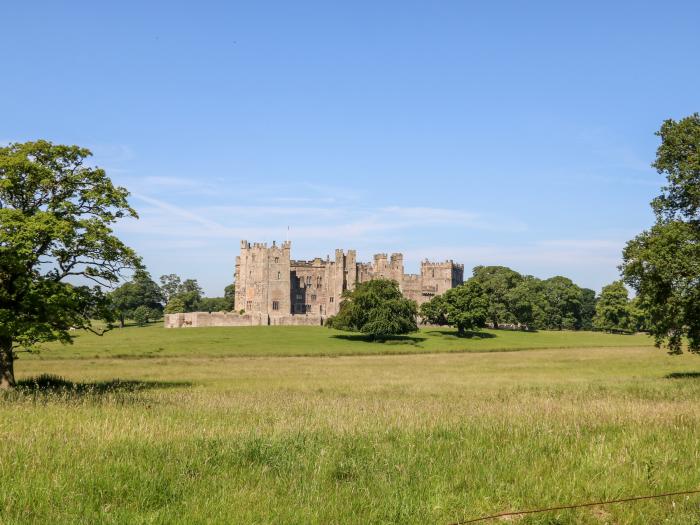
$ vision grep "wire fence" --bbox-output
[449,488,700,524]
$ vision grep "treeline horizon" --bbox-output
[109,264,642,334]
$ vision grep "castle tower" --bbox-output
[420,260,464,303]
[234,240,291,319]
[389,253,404,284]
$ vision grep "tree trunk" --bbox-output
[0,337,15,390]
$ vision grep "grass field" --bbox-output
[3,326,700,524]
[26,324,655,359]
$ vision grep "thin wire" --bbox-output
[450,488,700,524]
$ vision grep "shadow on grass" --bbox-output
[424,329,497,339]
[665,372,700,380]
[14,374,191,395]
[330,334,427,345]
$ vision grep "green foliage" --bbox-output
[579,287,597,331]
[159,274,182,303]
[508,275,547,328]
[540,276,583,330]
[470,266,523,327]
[164,297,186,314]
[158,275,203,312]
[224,284,235,310]
[110,270,163,326]
[0,140,141,387]
[440,281,489,333]
[651,113,700,222]
[623,221,700,353]
[425,266,592,332]
[197,297,231,313]
[419,294,448,326]
[593,281,633,333]
[622,114,700,354]
[132,306,161,326]
[327,279,417,340]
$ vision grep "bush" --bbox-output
[327,279,417,340]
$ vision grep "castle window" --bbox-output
[275,257,279,263]
[305,304,311,313]
[272,301,279,311]
[246,301,252,310]
[277,271,281,280]
[329,297,334,303]
[311,294,317,301]
[296,294,303,301]
[306,276,312,285]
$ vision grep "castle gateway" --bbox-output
[165,240,463,328]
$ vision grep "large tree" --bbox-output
[470,265,523,328]
[622,114,700,353]
[540,276,583,330]
[160,274,203,312]
[420,281,489,334]
[110,270,163,327]
[0,141,141,388]
[327,279,417,340]
[593,280,633,333]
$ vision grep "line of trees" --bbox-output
[109,272,234,326]
[420,266,605,333]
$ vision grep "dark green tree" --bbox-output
[508,275,547,329]
[224,283,235,310]
[327,279,417,340]
[110,270,164,327]
[593,281,633,333]
[159,274,181,303]
[419,294,448,326]
[470,266,523,328]
[541,276,583,330]
[622,114,700,354]
[440,281,489,334]
[0,141,141,388]
[579,288,597,331]
[158,275,203,312]
[197,297,231,313]
[132,305,160,326]
[623,221,700,352]
[164,297,186,314]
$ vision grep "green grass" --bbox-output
[26,324,656,360]
[3,327,700,524]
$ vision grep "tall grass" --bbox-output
[2,342,700,523]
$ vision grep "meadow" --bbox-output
[2,326,700,524]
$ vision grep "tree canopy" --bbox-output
[110,270,163,326]
[327,279,417,340]
[160,275,204,313]
[420,267,596,333]
[593,280,634,333]
[622,114,700,354]
[0,140,141,388]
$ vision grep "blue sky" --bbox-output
[2,1,699,295]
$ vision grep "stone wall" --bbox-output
[164,312,324,328]
[165,311,266,328]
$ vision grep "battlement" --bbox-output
[230,241,464,323]
[241,240,291,251]
[421,259,464,269]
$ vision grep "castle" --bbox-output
[165,240,463,328]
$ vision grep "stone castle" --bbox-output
[165,240,463,328]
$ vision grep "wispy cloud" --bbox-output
[121,194,527,243]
